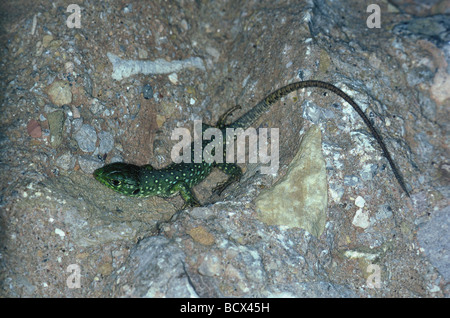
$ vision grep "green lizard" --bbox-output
[93,80,410,208]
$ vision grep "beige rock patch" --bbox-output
[255,125,328,237]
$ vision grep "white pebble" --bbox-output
[355,196,366,208]
[55,228,65,238]
[168,73,178,84]
[352,209,370,229]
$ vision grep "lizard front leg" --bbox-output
[170,181,202,209]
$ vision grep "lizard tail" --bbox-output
[228,80,410,197]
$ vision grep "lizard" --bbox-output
[93,80,410,209]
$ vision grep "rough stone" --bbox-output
[418,206,450,282]
[47,80,72,106]
[255,125,328,237]
[106,236,197,297]
[47,110,65,147]
[74,124,97,153]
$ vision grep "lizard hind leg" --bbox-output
[212,163,242,195]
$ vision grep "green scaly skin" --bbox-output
[94,80,410,208]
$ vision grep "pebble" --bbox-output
[42,35,54,48]
[47,80,72,106]
[142,84,153,99]
[27,119,42,138]
[71,118,83,133]
[198,253,221,276]
[77,155,104,173]
[74,124,97,152]
[360,163,376,181]
[47,110,65,147]
[54,228,65,238]
[56,152,76,170]
[352,208,370,229]
[89,98,105,115]
[98,131,114,154]
[355,196,366,208]
[168,73,178,84]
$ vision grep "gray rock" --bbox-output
[107,236,198,297]
[98,131,114,154]
[417,206,450,282]
[393,15,450,48]
[55,152,76,170]
[77,155,103,173]
[74,124,97,152]
[142,84,153,99]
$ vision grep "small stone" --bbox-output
[65,62,74,74]
[180,19,189,31]
[56,152,76,170]
[54,228,65,238]
[42,35,54,48]
[47,80,72,106]
[74,124,97,152]
[187,226,215,245]
[156,115,166,128]
[142,84,153,99]
[198,253,221,276]
[47,110,65,147]
[138,47,148,59]
[71,106,81,119]
[27,119,42,138]
[98,262,113,276]
[98,131,114,154]
[89,98,104,115]
[72,118,83,133]
[168,73,178,84]
[77,155,103,173]
[352,208,370,229]
[355,196,366,208]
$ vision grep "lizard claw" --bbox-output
[181,197,202,210]
[212,182,228,196]
[212,175,240,196]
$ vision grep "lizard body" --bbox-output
[94,80,410,208]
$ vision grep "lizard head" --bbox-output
[93,162,143,196]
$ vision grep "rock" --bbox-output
[187,226,215,246]
[98,131,114,154]
[107,236,197,297]
[418,206,450,282]
[42,35,54,48]
[47,110,65,147]
[77,155,103,173]
[74,124,97,153]
[47,80,72,106]
[255,125,328,237]
[27,119,42,138]
[56,152,76,170]
[352,208,370,229]
[142,84,153,99]
[107,52,205,81]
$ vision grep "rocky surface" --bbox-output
[0,0,448,297]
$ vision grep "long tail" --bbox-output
[228,80,410,197]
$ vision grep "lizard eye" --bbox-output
[111,179,120,186]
